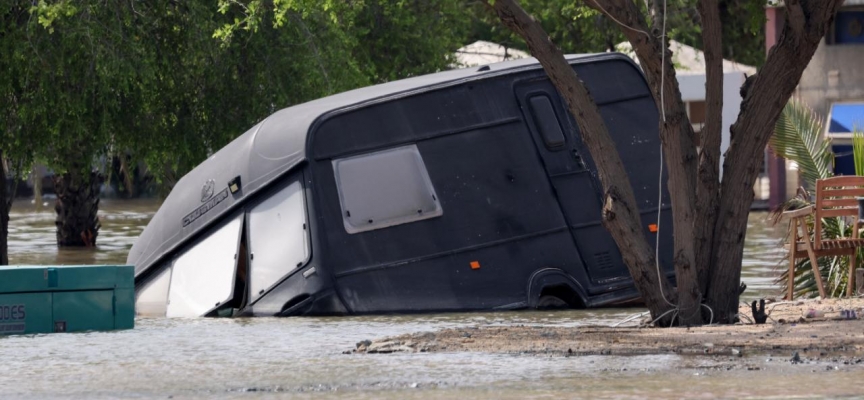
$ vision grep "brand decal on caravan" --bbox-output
[183,179,229,227]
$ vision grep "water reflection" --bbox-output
[741,212,788,300]
[7,198,159,266]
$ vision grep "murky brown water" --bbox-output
[4,201,858,399]
[7,198,153,266]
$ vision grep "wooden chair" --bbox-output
[784,176,864,299]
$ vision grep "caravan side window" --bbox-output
[333,144,442,234]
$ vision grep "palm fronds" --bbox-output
[853,128,864,176]
[780,217,854,298]
[769,99,858,298]
[769,99,834,189]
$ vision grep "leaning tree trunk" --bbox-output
[590,0,704,327]
[494,0,844,325]
[706,0,845,323]
[488,0,678,324]
[54,171,101,247]
[585,0,845,324]
[0,151,9,265]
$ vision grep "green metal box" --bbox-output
[0,265,134,335]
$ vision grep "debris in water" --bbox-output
[791,351,802,364]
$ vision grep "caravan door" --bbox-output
[515,79,631,286]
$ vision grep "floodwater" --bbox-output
[3,201,859,399]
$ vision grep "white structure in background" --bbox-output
[616,41,766,198]
[454,40,529,68]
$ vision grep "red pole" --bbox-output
[765,6,787,210]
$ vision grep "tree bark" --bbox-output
[693,0,723,312]
[584,0,702,326]
[54,170,101,247]
[707,0,845,322]
[488,0,677,323]
[0,151,8,266]
[491,0,842,326]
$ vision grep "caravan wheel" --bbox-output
[536,294,569,310]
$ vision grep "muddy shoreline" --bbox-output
[350,298,864,360]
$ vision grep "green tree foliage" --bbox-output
[215,1,470,81]
[715,0,767,68]
[1,0,470,187]
[0,0,470,253]
[467,1,624,53]
[5,1,145,176]
[138,0,471,184]
[467,0,765,68]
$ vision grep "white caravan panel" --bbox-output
[248,180,309,299]
[167,215,242,318]
[135,266,172,317]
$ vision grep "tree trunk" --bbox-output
[0,151,8,266]
[119,154,137,198]
[54,170,101,247]
[694,0,723,317]
[491,0,843,326]
[706,0,845,322]
[32,165,43,211]
[488,0,677,324]
[582,0,704,325]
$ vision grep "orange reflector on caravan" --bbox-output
[470,261,481,270]
[648,224,658,233]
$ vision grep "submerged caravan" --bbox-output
[129,54,674,318]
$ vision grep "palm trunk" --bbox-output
[54,170,101,247]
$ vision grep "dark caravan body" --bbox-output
[128,54,674,317]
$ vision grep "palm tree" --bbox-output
[769,99,859,298]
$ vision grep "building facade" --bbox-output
[767,1,864,205]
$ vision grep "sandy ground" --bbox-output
[350,298,864,359]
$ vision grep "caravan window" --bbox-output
[248,180,309,299]
[333,144,442,234]
[528,95,567,150]
[167,215,243,318]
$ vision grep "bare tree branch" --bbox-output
[584,0,651,39]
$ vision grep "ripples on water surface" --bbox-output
[5,202,848,399]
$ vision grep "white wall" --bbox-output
[677,71,748,178]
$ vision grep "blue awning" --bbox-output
[828,103,864,134]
